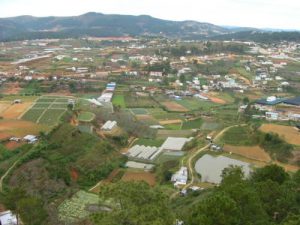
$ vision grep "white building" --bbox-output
[0,211,18,225]
[23,135,38,144]
[171,167,188,186]
[97,93,113,103]
[161,137,192,152]
[101,120,117,131]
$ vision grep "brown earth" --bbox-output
[121,171,156,186]
[159,119,183,125]
[224,145,271,162]
[259,124,300,145]
[209,96,226,104]
[1,102,33,119]
[4,141,23,150]
[70,168,79,181]
[0,103,10,114]
[0,119,49,138]
[162,101,188,112]
[1,82,22,95]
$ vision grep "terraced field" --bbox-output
[22,96,74,126]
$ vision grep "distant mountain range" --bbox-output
[0,12,299,42]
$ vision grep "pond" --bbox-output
[195,154,252,184]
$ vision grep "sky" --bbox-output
[0,0,299,29]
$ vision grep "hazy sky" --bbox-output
[0,0,299,29]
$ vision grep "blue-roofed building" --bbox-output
[283,96,300,106]
[254,96,284,111]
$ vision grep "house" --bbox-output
[161,137,193,152]
[101,120,117,131]
[106,82,117,92]
[87,99,102,106]
[254,96,284,111]
[9,137,21,142]
[171,167,188,186]
[97,93,113,103]
[283,96,300,107]
[150,71,163,77]
[266,111,279,120]
[23,135,38,144]
[0,211,18,225]
[13,99,22,104]
[127,145,160,161]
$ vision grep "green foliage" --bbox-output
[178,165,299,225]
[92,181,175,225]
[18,197,48,225]
[156,160,179,184]
[260,133,293,162]
[187,192,241,225]
[2,188,48,225]
[250,164,289,184]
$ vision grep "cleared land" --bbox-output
[162,101,188,112]
[259,124,300,145]
[0,103,10,114]
[224,145,271,162]
[159,119,182,125]
[121,171,156,186]
[0,103,33,119]
[0,119,48,139]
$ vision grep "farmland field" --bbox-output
[125,94,159,108]
[130,108,149,115]
[201,122,221,131]
[0,103,10,114]
[220,126,257,146]
[21,96,70,125]
[58,191,100,223]
[177,98,218,111]
[0,102,33,119]
[121,171,156,186]
[182,118,203,129]
[22,108,46,122]
[38,109,66,125]
[31,103,51,108]
[112,95,126,108]
[148,108,184,120]
[162,101,188,112]
[0,119,49,139]
[259,124,300,145]
[224,145,271,162]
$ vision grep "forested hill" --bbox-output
[0,12,229,41]
[212,31,300,43]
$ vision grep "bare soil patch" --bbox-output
[1,102,33,119]
[259,124,300,145]
[159,119,182,125]
[0,103,10,114]
[1,82,22,94]
[121,171,156,186]
[4,141,23,150]
[224,145,271,162]
[162,101,188,112]
[0,119,48,138]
